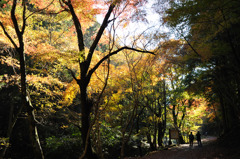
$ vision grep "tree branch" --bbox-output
[68,68,80,83]
[176,29,201,57]
[87,46,155,82]
[66,0,85,52]
[0,22,18,49]
[21,0,26,34]
[86,3,116,70]
[11,0,21,42]
[25,0,56,20]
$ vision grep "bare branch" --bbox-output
[21,0,26,34]
[25,0,56,20]
[86,3,116,69]
[67,68,80,83]
[87,46,155,80]
[11,0,21,42]
[0,22,18,49]
[176,29,201,57]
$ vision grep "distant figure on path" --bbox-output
[196,131,202,147]
[189,132,194,147]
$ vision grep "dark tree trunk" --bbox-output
[79,84,97,159]
[157,122,164,147]
[147,132,155,151]
[5,1,44,158]
[19,42,44,159]
[157,80,167,147]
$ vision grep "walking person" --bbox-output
[189,132,194,147]
[196,131,202,147]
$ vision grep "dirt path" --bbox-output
[125,136,240,159]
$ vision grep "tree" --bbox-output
[162,0,240,133]
[58,0,154,158]
[0,0,44,158]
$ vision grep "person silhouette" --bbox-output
[189,132,194,147]
[196,131,202,146]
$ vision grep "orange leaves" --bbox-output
[96,0,148,29]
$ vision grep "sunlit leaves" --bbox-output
[62,80,78,106]
[27,74,66,111]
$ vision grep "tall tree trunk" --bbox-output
[79,84,97,159]
[0,1,44,157]
[157,80,167,147]
[157,101,163,147]
[19,45,44,159]
[157,122,164,147]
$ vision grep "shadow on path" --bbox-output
[125,136,240,159]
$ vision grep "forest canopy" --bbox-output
[0,0,239,158]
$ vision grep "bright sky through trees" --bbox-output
[96,0,170,48]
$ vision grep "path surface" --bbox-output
[125,136,240,159]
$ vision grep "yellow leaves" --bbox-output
[148,115,161,123]
[108,103,123,112]
[191,125,201,132]
[104,113,111,121]
[60,125,69,129]
[0,137,9,147]
[148,116,153,121]
[0,55,20,69]
[122,21,129,28]
[62,80,79,106]
[78,50,86,63]
[27,74,66,96]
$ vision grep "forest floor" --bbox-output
[125,136,240,159]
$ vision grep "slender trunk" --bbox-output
[157,80,167,147]
[153,122,157,149]
[163,79,167,134]
[1,1,44,158]
[153,101,157,149]
[120,102,138,159]
[157,101,163,147]
[157,122,163,147]
[19,45,44,159]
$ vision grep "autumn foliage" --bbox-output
[1,0,239,158]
